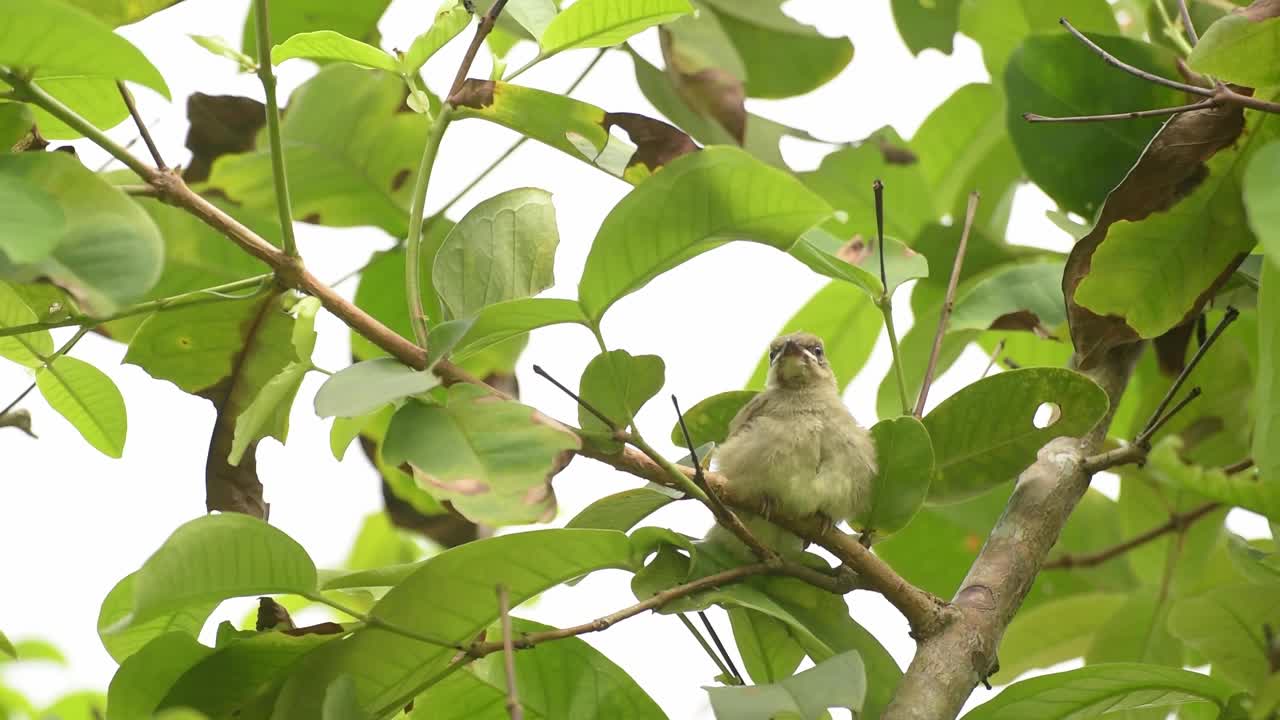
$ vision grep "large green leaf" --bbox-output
[728,607,805,684]
[745,281,881,391]
[539,0,692,54]
[62,0,180,26]
[1246,142,1280,265]
[382,384,580,525]
[1169,583,1280,691]
[97,572,218,665]
[434,187,559,319]
[1145,438,1280,522]
[1005,33,1179,217]
[314,358,440,418]
[350,222,453,361]
[668,389,756,448]
[922,367,1109,503]
[910,83,1008,219]
[272,529,634,720]
[106,633,212,720]
[858,416,933,535]
[0,281,52,367]
[0,153,162,314]
[958,0,1118,80]
[578,349,664,446]
[949,258,1067,334]
[1188,4,1280,88]
[706,650,866,720]
[578,146,832,323]
[1084,591,1183,673]
[565,486,680,532]
[1260,260,1280,491]
[209,64,427,236]
[962,664,1238,720]
[1118,464,1226,595]
[891,0,962,55]
[697,0,853,99]
[451,297,589,360]
[36,355,127,458]
[270,30,397,70]
[241,0,391,60]
[998,592,1129,679]
[789,227,929,298]
[122,515,317,626]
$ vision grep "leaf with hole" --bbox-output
[857,416,932,535]
[314,358,440,419]
[923,367,1108,503]
[705,649,866,720]
[37,356,127,458]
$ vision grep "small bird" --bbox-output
[714,332,878,544]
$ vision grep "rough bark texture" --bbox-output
[883,343,1144,719]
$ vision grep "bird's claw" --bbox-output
[759,495,777,521]
[812,511,835,536]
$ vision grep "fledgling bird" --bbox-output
[714,332,878,542]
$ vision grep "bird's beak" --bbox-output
[780,340,808,360]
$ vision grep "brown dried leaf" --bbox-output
[256,596,295,631]
[1154,317,1198,376]
[602,112,699,173]
[184,93,265,183]
[660,28,746,144]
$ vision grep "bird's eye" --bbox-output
[812,345,825,358]
[768,346,781,362]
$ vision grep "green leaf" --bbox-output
[0,102,35,149]
[1169,583,1280,691]
[0,631,13,659]
[858,416,933,535]
[228,296,321,465]
[578,349,664,445]
[382,385,581,525]
[350,225,454,361]
[0,153,162,314]
[911,83,1009,219]
[539,0,692,54]
[578,146,832,323]
[728,607,805,684]
[433,187,559,319]
[1118,466,1226,595]
[565,486,680,532]
[0,281,53,367]
[37,356,127,458]
[998,592,1129,679]
[668,389,757,448]
[1188,6,1280,88]
[345,512,424,570]
[403,0,473,73]
[314,358,440,419]
[800,128,935,244]
[788,226,929,298]
[271,30,398,70]
[696,0,853,99]
[0,0,169,98]
[209,64,428,236]
[1005,33,1180,217]
[891,0,961,55]
[1145,438,1280,522]
[1260,260,1280,493]
[1084,591,1183,669]
[706,650,866,720]
[62,0,180,26]
[273,529,633,720]
[241,0,392,61]
[452,297,589,360]
[746,281,881,392]
[122,514,317,627]
[98,572,218,665]
[189,34,256,71]
[323,676,362,720]
[958,0,1118,81]
[106,633,212,720]
[949,258,1067,334]
[1246,142,1280,266]
[962,663,1238,720]
[923,367,1109,503]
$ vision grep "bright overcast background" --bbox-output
[7,1,1259,718]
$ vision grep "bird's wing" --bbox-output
[726,391,773,438]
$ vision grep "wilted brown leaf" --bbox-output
[184,93,265,183]
[660,28,747,144]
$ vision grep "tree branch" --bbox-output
[1024,99,1216,123]
[1043,501,1221,570]
[915,192,979,417]
[115,81,165,170]
[882,342,1144,720]
[1178,0,1200,46]
[496,584,523,720]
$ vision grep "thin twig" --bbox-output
[115,81,165,170]
[1083,386,1203,473]
[981,340,1005,378]
[1136,386,1201,448]
[448,0,509,100]
[1044,502,1220,569]
[678,614,739,682]
[252,0,299,258]
[1141,307,1238,438]
[698,611,742,682]
[1177,0,1200,45]
[872,180,911,415]
[0,382,37,418]
[1024,99,1215,123]
[1060,18,1213,97]
[1223,457,1254,475]
[873,180,886,292]
[497,584,523,720]
[532,364,620,433]
[915,192,979,417]
[673,395,746,534]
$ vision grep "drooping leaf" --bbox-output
[0,281,53,367]
[891,0,962,55]
[1188,2,1280,88]
[36,355,127,458]
[209,64,428,236]
[272,530,634,719]
[538,0,692,55]
[1169,583,1280,691]
[433,187,559,319]
[314,358,440,419]
[668,389,757,448]
[451,79,697,185]
[0,153,162,314]
[241,0,392,61]
[788,226,929,298]
[451,297,589,360]
[1005,33,1180,217]
[998,592,1129,679]
[578,146,832,323]
[857,416,933,535]
[188,34,256,71]
[382,384,580,525]
[705,650,866,720]
[745,281,881,392]
[578,349,664,447]
[97,572,218,665]
[923,367,1109,503]
[1260,260,1280,491]
[122,514,317,628]
[271,30,398,70]
[1246,142,1280,265]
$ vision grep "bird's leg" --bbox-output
[811,511,835,536]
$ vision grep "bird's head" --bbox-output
[766,332,835,390]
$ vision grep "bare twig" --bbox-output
[497,585,522,720]
[1044,502,1220,569]
[873,180,912,416]
[1136,386,1201,447]
[915,192,979,417]
[698,611,742,682]
[1178,0,1200,46]
[448,0,509,101]
[0,382,36,418]
[1060,18,1212,96]
[873,179,887,292]
[678,614,739,682]
[1024,99,1216,123]
[1223,457,1255,474]
[115,81,165,170]
[531,364,620,434]
[1083,385,1203,474]
[981,340,1005,379]
[1141,307,1238,438]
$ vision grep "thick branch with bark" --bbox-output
[882,343,1144,720]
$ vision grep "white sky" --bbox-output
[5,1,1262,718]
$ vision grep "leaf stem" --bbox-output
[306,592,462,650]
[1152,0,1195,55]
[678,613,739,683]
[405,104,455,349]
[252,0,299,258]
[915,192,979,417]
[0,274,273,339]
[880,301,911,416]
[497,584,523,720]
